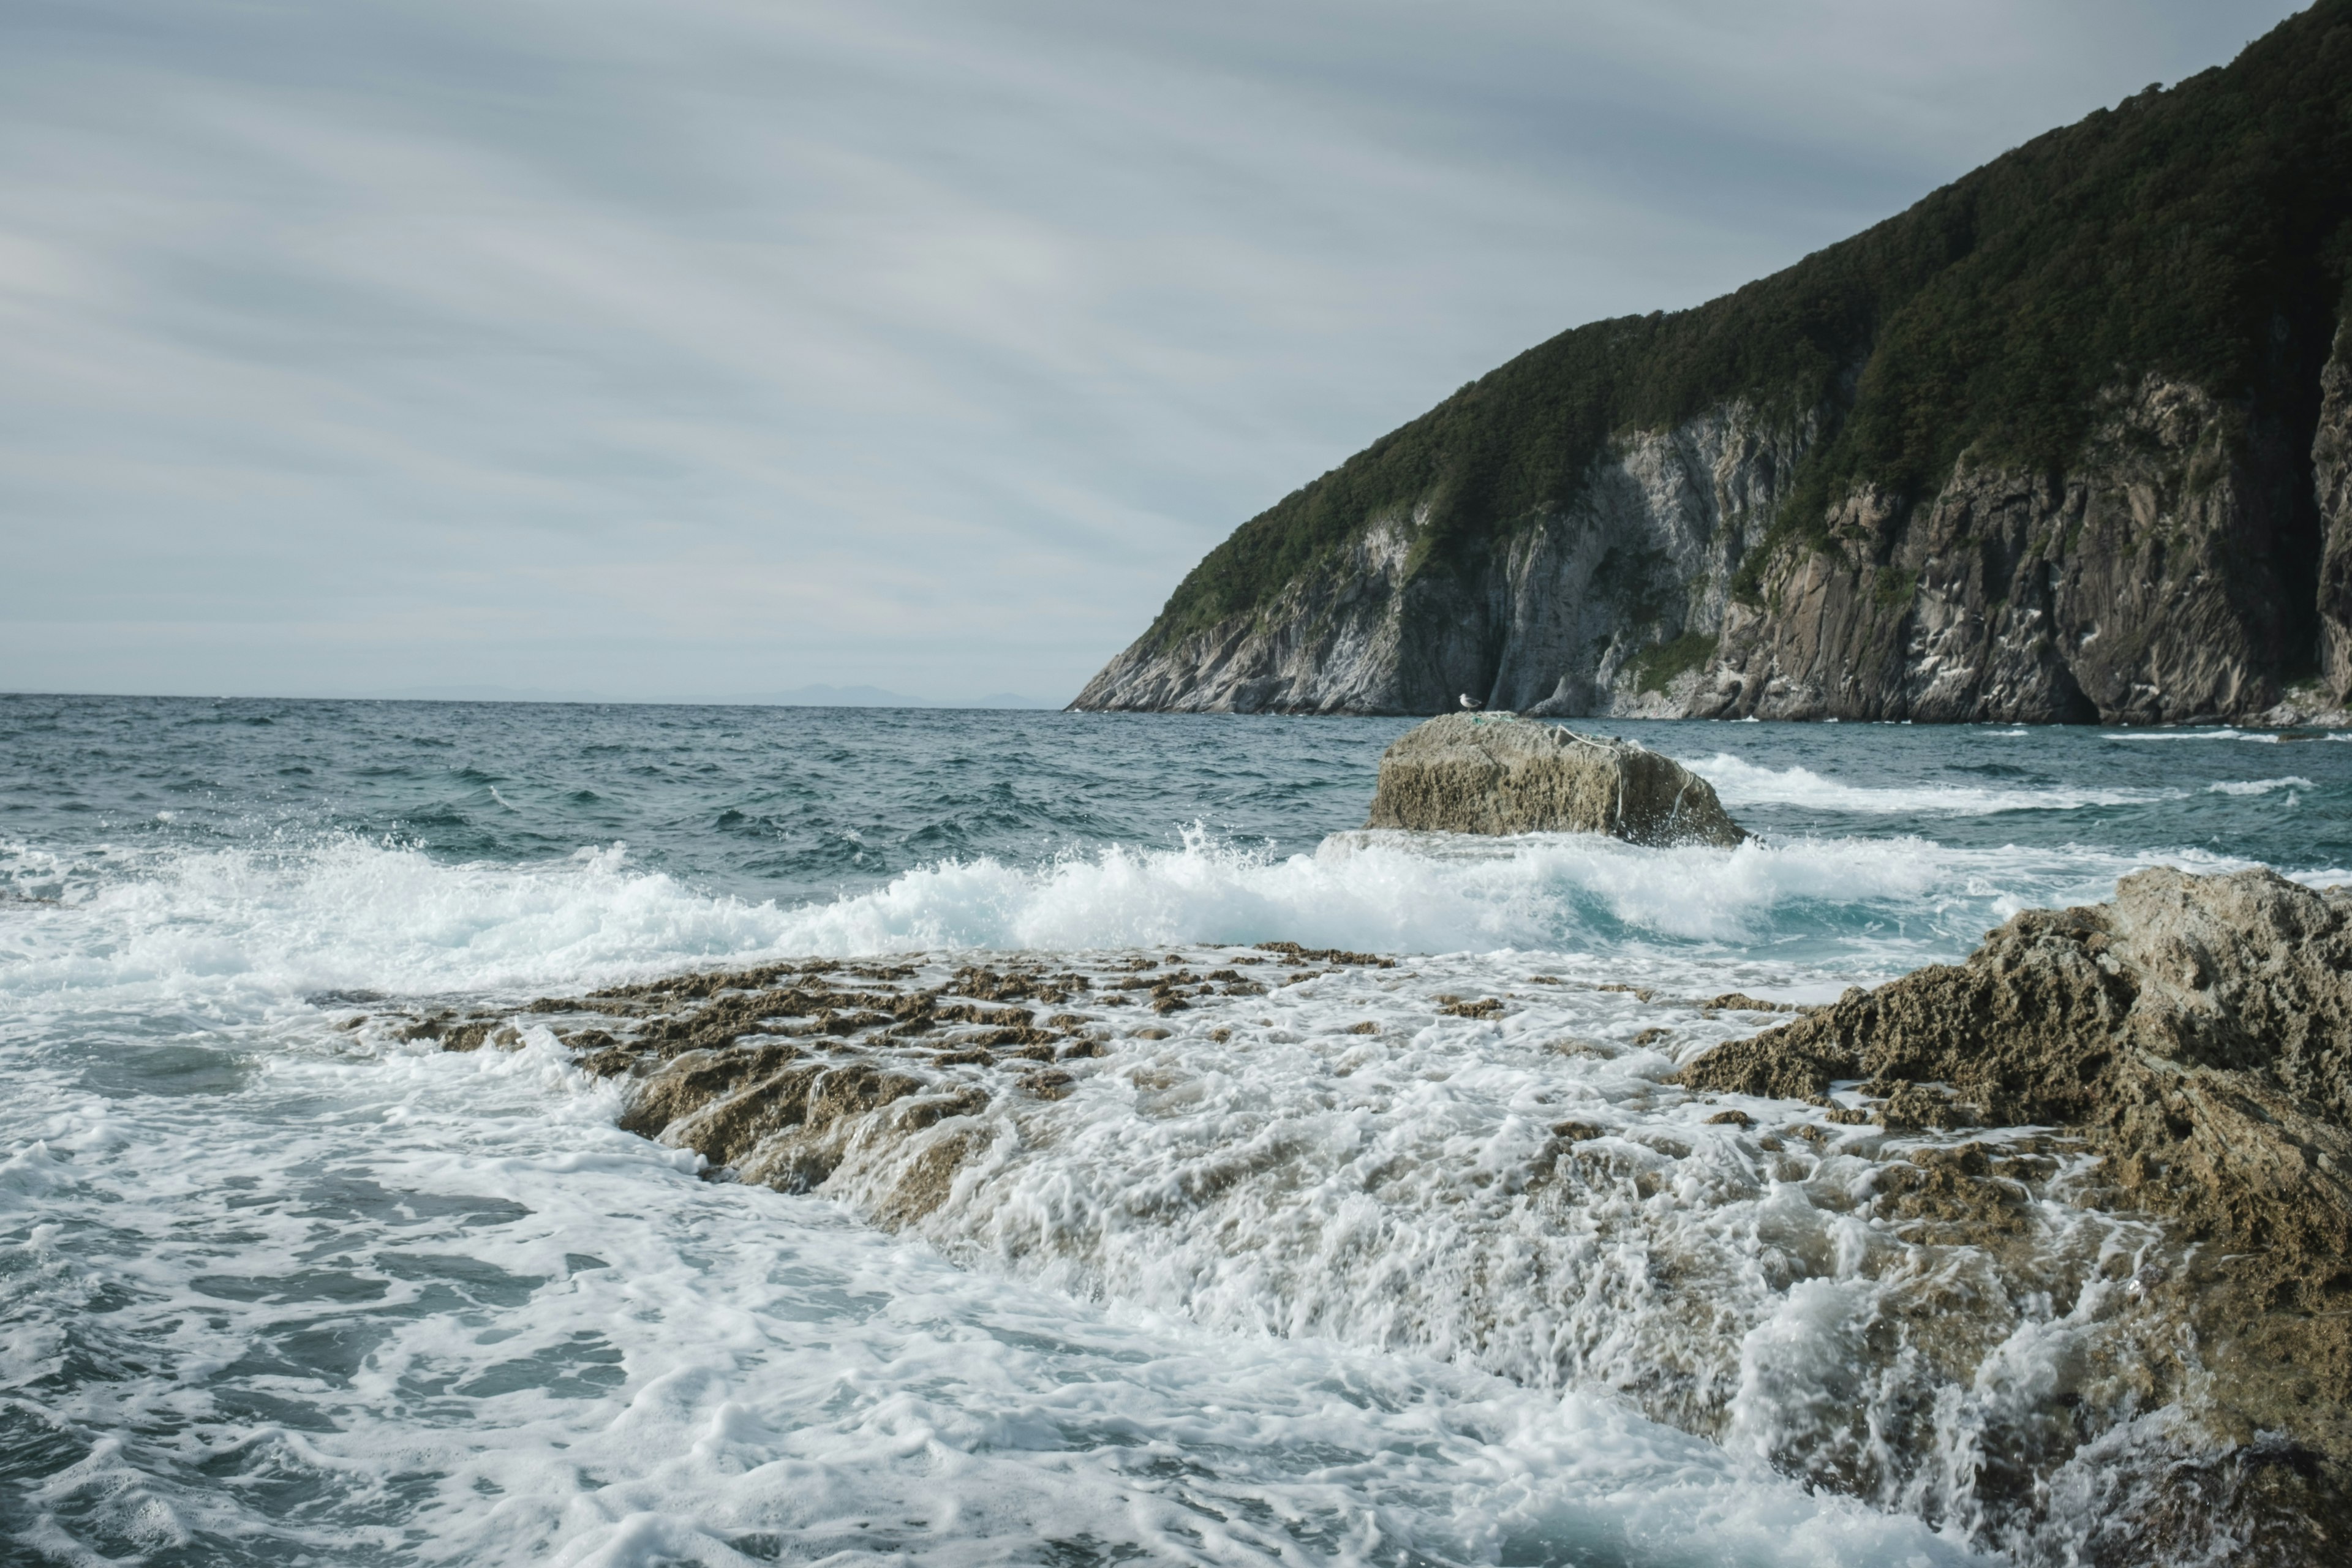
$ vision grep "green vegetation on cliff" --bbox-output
[1147,1,2352,644]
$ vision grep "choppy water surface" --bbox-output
[6,695,2348,1566]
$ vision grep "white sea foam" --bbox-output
[759,948,2176,1556]
[2206,776,2315,795]
[0,1017,1983,1567]
[2106,728,2283,742]
[6,703,2339,1565]
[812,827,1962,952]
[1696,755,2178,815]
[4,820,2325,1561]
[0,828,2197,1016]
[0,840,791,1006]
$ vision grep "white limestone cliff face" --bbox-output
[1497,404,1812,716]
[1069,402,1817,715]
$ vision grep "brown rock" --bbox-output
[1678,865,2352,1502]
[1703,992,1802,1013]
[1363,714,1746,845]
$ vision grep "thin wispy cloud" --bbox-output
[0,0,2303,701]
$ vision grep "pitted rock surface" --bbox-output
[1364,713,1746,845]
[366,946,1390,1223]
[1680,864,2352,1525]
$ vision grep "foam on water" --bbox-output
[772,948,2188,1556]
[9,699,2352,1566]
[1,1014,1976,1567]
[0,827,2249,1562]
[2206,775,2314,795]
[2105,728,2285,742]
[1,838,790,1009]
[1697,756,2180,815]
[0,825,2232,1017]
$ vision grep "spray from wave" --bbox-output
[0,826,2212,1013]
[2207,776,2313,796]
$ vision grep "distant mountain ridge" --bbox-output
[1074,1,2352,723]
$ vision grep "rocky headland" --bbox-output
[1072,4,2352,723]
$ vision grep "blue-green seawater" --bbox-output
[3,695,2345,1567]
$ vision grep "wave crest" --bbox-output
[1696,755,2177,815]
[0,826,2203,1007]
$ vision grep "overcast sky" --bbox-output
[0,0,2308,704]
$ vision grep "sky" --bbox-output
[0,0,2310,705]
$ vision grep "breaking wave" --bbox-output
[1,825,2208,1014]
[1696,755,2180,815]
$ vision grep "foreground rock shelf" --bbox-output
[343,869,2352,1564]
[1680,866,2352,1525]
[382,942,1407,1218]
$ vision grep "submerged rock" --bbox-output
[1679,865,2352,1551]
[1363,712,1746,845]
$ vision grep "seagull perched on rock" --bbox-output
[1458,693,1483,711]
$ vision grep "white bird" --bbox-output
[1458,693,1483,711]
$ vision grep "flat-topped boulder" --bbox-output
[1364,712,1746,845]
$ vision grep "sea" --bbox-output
[5,694,2348,1568]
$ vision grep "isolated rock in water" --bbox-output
[1363,712,1745,845]
[1678,865,2352,1507]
